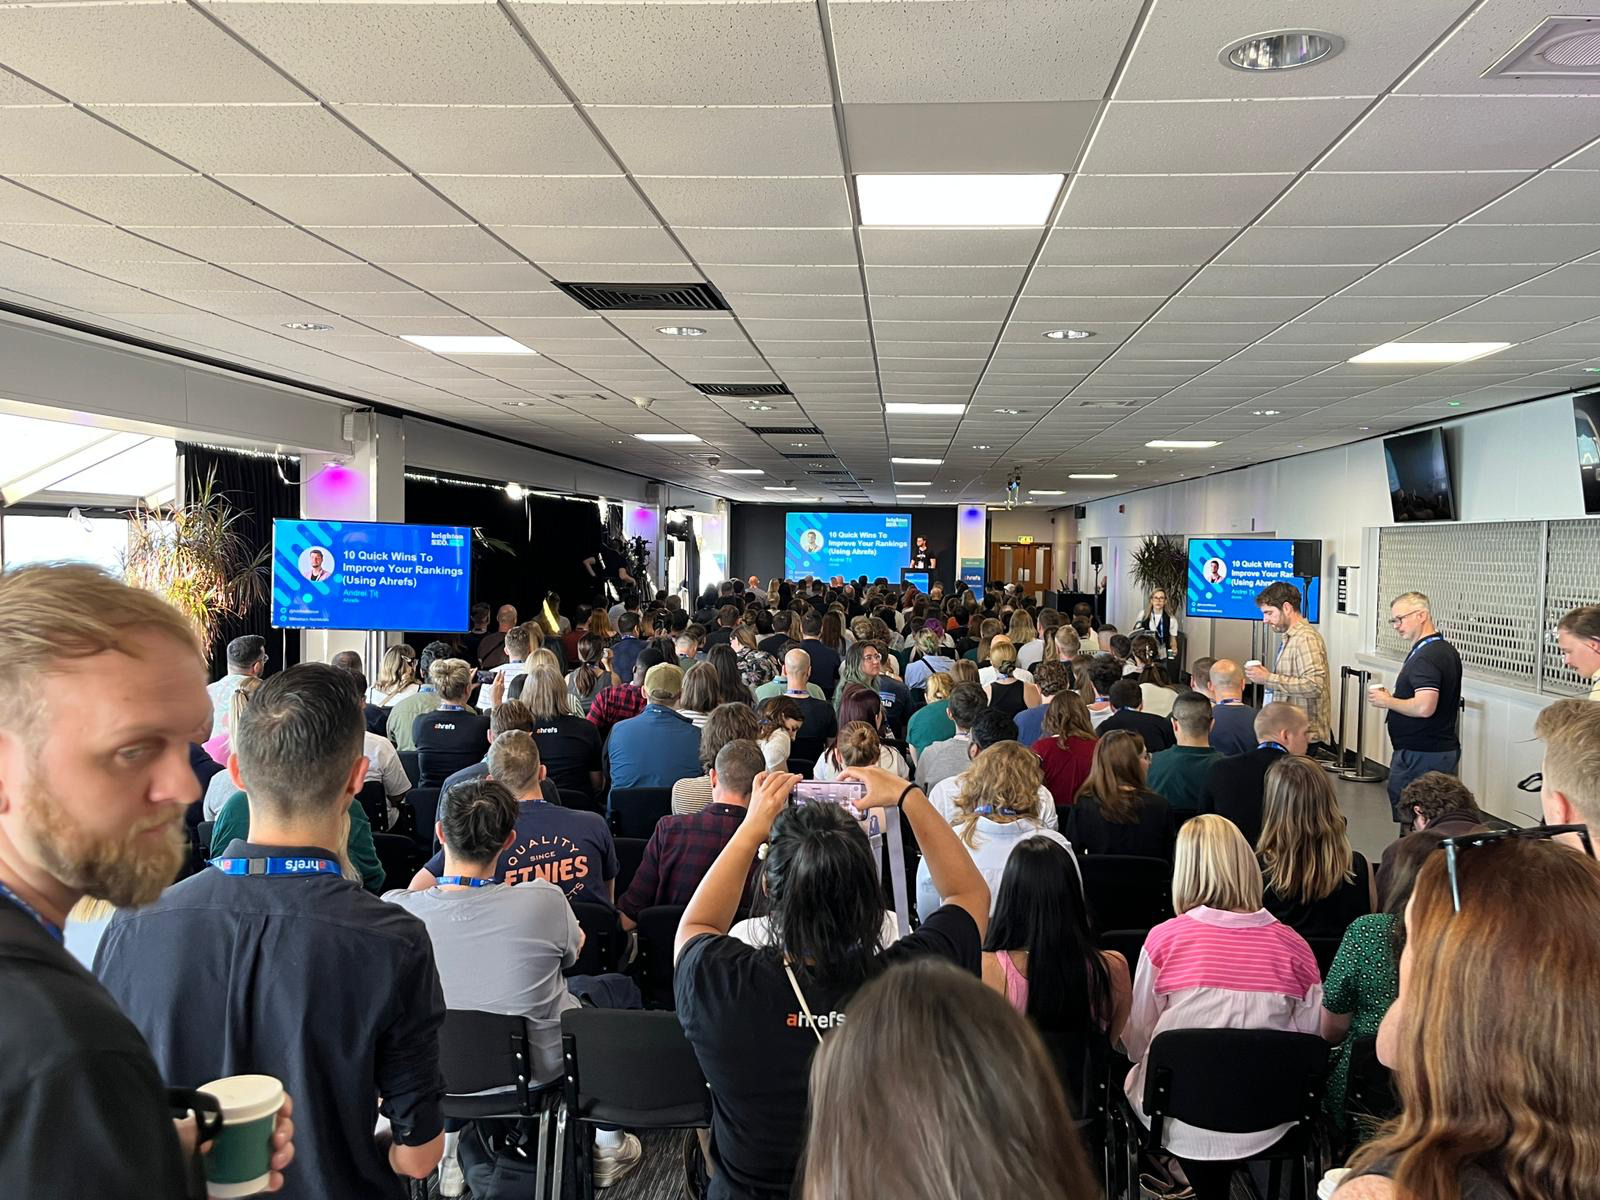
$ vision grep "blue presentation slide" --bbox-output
[1185,537,1321,623]
[272,519,472,631]
[785,511,912,580]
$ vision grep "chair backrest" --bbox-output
[355,780,388,830]
[561,1009,711,1128]
[607,787,672,839]
[1077,855,1174,933]
[439,1009,535,1118]
[371,832,418,892]
[197,820,217,857]
[566,900,623,976]
[635,904,687,1009]
[1303,936,1342,978]
[1099,928,1150,969]
[406,787,441,853]
[613,836,648,899]
[787,735,826,773]
[397,748,421,787]
[1143,1029,1329,1137]
[1037,1026,1112,1129]
[1345,1034,1399,1124]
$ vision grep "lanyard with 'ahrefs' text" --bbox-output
[209,857,343,877]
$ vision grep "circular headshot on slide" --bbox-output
[299,546,335,582]
[1203,557,1227,584]
[800,529,824,554]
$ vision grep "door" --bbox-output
[988,543,1053,600]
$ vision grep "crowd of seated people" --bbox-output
[10,563,1600,1200]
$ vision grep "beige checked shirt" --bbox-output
[1262,620,1332,744]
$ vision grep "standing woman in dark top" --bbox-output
[1257,756,1376,940]
[1068,730,1176,860]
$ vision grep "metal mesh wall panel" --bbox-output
[1543,519,1600,696]
[1375,523,1542,687]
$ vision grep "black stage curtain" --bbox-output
[179,444,301,681]
[403,477,609,633]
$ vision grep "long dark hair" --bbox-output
[707,643,752,705]
[763,802,884,985]
[984,839,1110,1034]
[573,633,607,697]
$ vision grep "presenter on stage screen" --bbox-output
[1203,558,1226,584]
[800,528,824,555]
[910,536,936,570]
[299,547,334,582]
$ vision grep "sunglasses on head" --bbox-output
[1437,824,1594,913]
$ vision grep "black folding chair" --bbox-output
[1344,1034,1399,1141]
[438,1010,564,1200]
[355,780,389,832]
[406,787,441,855]
[397,749,421,787]
[197,820,217,858]
[1077,855,1174,933]
[613,837,648,899]
[1099,928,1151,971]
[1119,1028,1331,1200]
[372,832,420,892]
[606,787,671,839]
[633,904,687,1009]
[566,900,624,977]
[561,1009,712,1200]
[1038,1027,1115,1191]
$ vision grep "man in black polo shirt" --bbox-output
[1096,678,1176,752]
[1368,590,1464,831]
[0,564,294,1197]
[413,658,490,786]
[97,664,444,1200]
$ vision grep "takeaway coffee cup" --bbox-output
[198,1074,283,1197]
[1245,659,1262,672]
[1318,1167,1351,1199]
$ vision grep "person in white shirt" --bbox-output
[814,719,909,782]
[1122,815,1321,1199]
[205,634,266,737]
[927,709,1058,831]
[915,741,1075,920]
[475,624,531,707]
[367,644,421,708]
[1134,589,1181,661]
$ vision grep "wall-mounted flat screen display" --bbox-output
[272,519,471,631]
[1186,537,1322,622]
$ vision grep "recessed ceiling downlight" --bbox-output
[1222,30,1344,71]
[1042,329,1094,341]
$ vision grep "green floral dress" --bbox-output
[1322,912,1399,1130]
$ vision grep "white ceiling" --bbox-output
[1,0,1599,507]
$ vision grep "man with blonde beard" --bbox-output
[0,564,294,1196]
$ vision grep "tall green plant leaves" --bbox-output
[1129,533,1188,610]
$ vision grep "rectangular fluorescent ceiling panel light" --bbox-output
[401,335,536,355]
[885,403,967,415]
[634,433,703,443]
[718,468,764,475]
[895,480,932,487]
[1348,342,1512,364]
[1069,473,1118,480]
[1029,489,1066,496]
[764,486,797,491]
[891,456,943,465]
[1146,440,1220,449]
[897,494,926,499]
[856,174,1064,227]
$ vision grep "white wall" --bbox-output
[1080,395,1586,824]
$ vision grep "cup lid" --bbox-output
[200,1075,284,1124]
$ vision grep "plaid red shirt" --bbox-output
[587,683,645,735]
[618,802,751,920]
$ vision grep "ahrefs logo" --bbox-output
[787,1010,845,1031]
[282,859,324,872]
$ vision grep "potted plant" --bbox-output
[1128,532,1188,614]
[122,468,268,653]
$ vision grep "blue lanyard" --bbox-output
[0,880,63,943]
[1258,740,1288,754]
[973,806,1022,817]
[436,876,497,888]
[1406,633,1444,662]
[209,857,343,877]
[1215,698,1240,706]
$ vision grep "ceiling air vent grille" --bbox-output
[696,382,792,397]
[1486,16,1600,76]
[782,452,834,461]
[748,425,821,435]
[551,280,728,311]
[1077,399,1142,408]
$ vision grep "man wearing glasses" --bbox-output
[1368,592,1463,831]
[1555,605,1600,702]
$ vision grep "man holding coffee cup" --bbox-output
[0,564,294,1196]
[97,663,445,1198]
